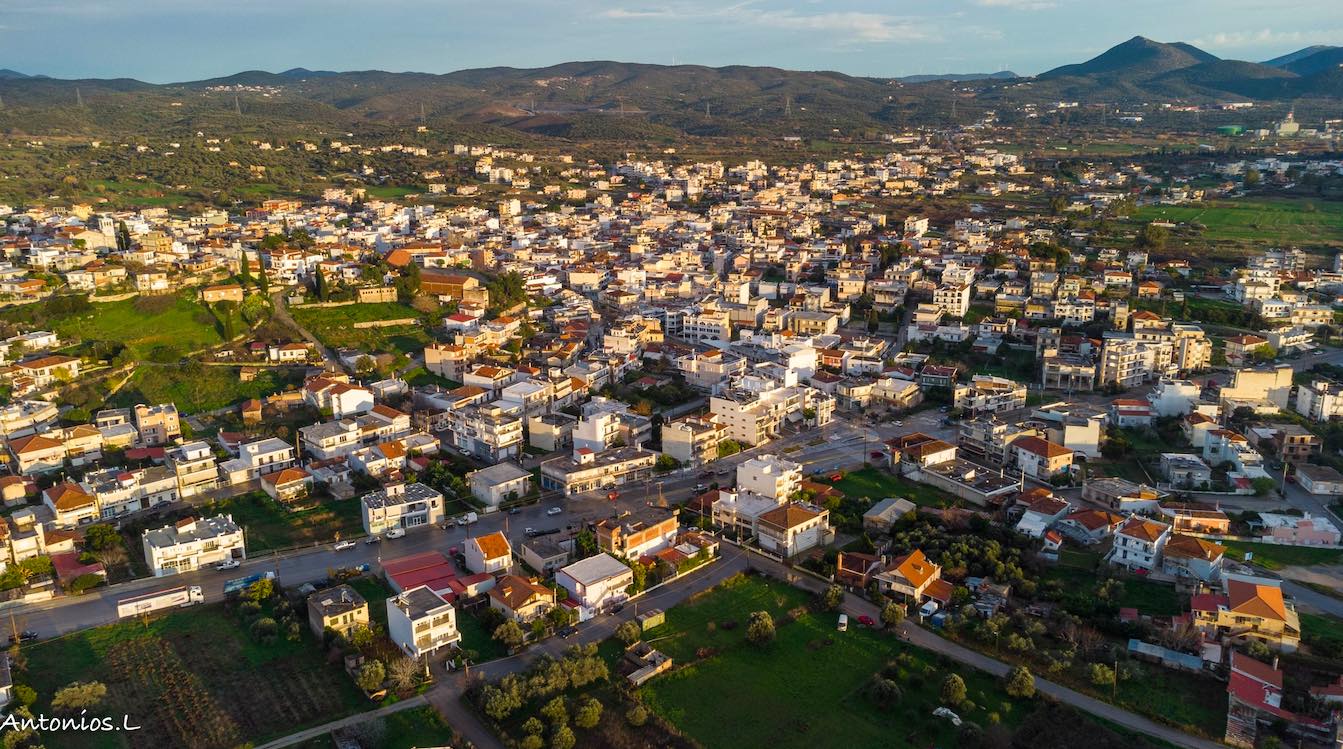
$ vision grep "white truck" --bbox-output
[116,585,205,619]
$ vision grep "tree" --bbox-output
[387,656,420,692]
[238,249,253,287]
[867,676,902,709]
[573,697,602,729]
[256,259,270,293]
[356,660,386,692]
[1140,223,1169,251]
[821,584,844,611]
[315,266,328,301]
[1004,665,1035,698]
[881,600,906,628]
[354,355,376,376]
[626,704,649,727]
[12,684,35,707]
[52,681,108,713]
[493,620,526,651]
[940,674,967,706]
[1244,168,1261,187]
[550,725,576,749]
[746,610,775,645]
[84,524,121,551]
[541,695,569,725]
[522,717,545,736]
[1251,476,1277,497]
[243,577,274,603]
[615,620,641,646]
[1089,663,1115,687]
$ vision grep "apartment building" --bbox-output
[361,482,445,535]
[299,419,363,460]
[538,446,657,496]
[388,586,460,658]
[218,438,296,485]
[142,514,245,577]
[595,510,679,559]
[661,416,728,467]
[133,403,182,446]
[708,382,834,447]
[82,466,178,519]
[952,375,1027,415]
[933,283,971,317]
[445,403,524,463]
[736,455,802,501]
[168,441,218,498]
[1191,574,1300,652]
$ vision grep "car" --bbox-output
[870,450,884,459]
[933,707,962,727]
[214,559,241,571]
[557,625,578,639]
[611,603,626,614]
[693,483,707,493]
[698,470,714,479]
[364,535,381,545]
[508,507,521,515]
[8,630,36,645]
[893,420,904,426]
[687,526,700,532]
[333,540,357,551]
[526,527,560,538]
[546,506,563,516]
[525,527,536,536]
[857,614,876,628]
[939,406,950,412]
[385,528,405,539]
[456,516,470,526]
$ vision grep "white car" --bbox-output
[384,528,406,539]
[215,559,241,571]
[933,707,962,727]
[333,540,357,551]
[546,506,563,516]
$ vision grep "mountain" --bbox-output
[1262,45,1337,68]
[1149,59,1297,98]
[896,71,1017,83]
[1282,47,1343,76]
[0,69,39,80]
[1040,36,1217,80]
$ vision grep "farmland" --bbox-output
[1133,198,1343,250]
[20,603,365,749]
[288,302,432,356]
[0,294,230,359]
[638,574,1029,749]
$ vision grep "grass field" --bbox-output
[831,467,960,508]
[194,491,365,553]
[20,603,365,749]
[0,295,227,359]
[639,575,1028,749]
[109,364,304,414]
[1133,198,1343,248]
[1221,540,1343,570]
[289,302,431,355]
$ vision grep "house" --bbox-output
[1256,512,1340,546]
[466,462,533,510]
[201,284,245,303]
[756,503,831,557]
[1191,574,1300,652]
[1105,516,1171,572]
[521,537,571,576]
[464,531,512,575]
[81,466,177,519]
[382,551,459,597]
[8,433,66,474]
[488,574,556,623]
[876,549,942,601]
[10,355,80,390]
[1080,477,1167,512]
[42,482,97,527]
[306,584,370,639]
[595,510,679,559]
[556,553,634,619]
[1013,490,1071,538]
[1160,453,1213,489]
[133,403,181,446]
[1161,534,1225,583]
[142,514,245,577]
[835,551,883,589]
[1057,509,1126,544]
[261,467,313,504]
[1110,399,1153,428]
[387,585,460,658]
[1294,464,1343,497]
[218,437,297,485]
[1158,503,1232,534]
[1011,436,1074,480]
[361,482,444,535]
[538,446,657,495]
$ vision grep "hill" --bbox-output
[1262,45,1337,68]
[1040,36,1217,80]
[1282,47,1343,76]
[896,71,1017,83]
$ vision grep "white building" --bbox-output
[387,586,460,658]
[555,553,634,620]
[361,482,445,535]
[736,455,802,501]
[142,514,245,577]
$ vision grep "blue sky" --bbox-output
[4,0,1343,82]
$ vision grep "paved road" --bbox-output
[252,695,428,749]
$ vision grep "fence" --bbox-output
[352,318,418,329]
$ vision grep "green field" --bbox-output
[0,295,228,359]
[109,364,304,414]
[639,575,1028,749]
[364,184,426,199]
[831,467,960,508]
[192,491,365,553]
[1221,540,1343,570]
[289,302,431,356]
[1133,198,1343,248]
[20,603,365,749]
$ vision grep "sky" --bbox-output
[4,0,1343,82]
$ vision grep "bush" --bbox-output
[357,660,386,692]
[940,674,967,706]
[746,611,775,645]
[52,681,108,713]
[66,573,104,594]
[821,584,844,611]
[867,676,902,709]
[12,684,35,707]
[573,697,602,729]
[550,725,576,749]
[625,704,649,727]
[1004,665,1035,698]
[250,616,279,643]
[615,620,641,646]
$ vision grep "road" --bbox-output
[270,290,339,367]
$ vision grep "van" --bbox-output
[837,614,848,632]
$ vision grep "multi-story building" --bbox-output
[299,419,363,460]
[538,446,657,496]
[133,403,181,446]
[388,585,460,658]
[1191,574,1300,652]
[675,348,748,394]
[1105,516,1171,572]
[595,509,679,559]
[556,553,635,617]
[445,403,524,463]
[218,438,296,485]
[361,482,445,535]
[933,283,971,317]
[142,514,245,577]
[756,503,831,557]
[306,584,370,639]
[661,417,728,467]
[736,455,802,501]
[1041,355,1095,392]
[708,380,833,447]
[1011,436,1074,480]
[952,375,1026,415]
[1295,379,1343,422]
[83,466,178,519]
[168,441,218,498]
[0,399,59,440]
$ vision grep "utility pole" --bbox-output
[785,96,792,118]
[75,87,83,107]
[235,96,242,116]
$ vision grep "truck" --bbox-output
[223,570,276,596]
[455,511,478,526]
[117,585,204,619]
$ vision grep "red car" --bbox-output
[857,615,876,628]
[870,451,884,459]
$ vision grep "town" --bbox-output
[3,33,1343,749]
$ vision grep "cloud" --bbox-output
[1192,28,1343,48]
[600,3,930,45]
[973,0,1057,10]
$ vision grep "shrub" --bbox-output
[821,584,844,611]
[1089,663,1115,687]
[250,616,279,643]
[625,705,649,727]
[940,674,967,706]
[52,681,107,713]
[615,620,641,646]
[12,684,35,707]
[867,676,902,709]
[356,660,386,692]
[1004,665,1035,698]
[573,697,602,729]
[746,611,775,645]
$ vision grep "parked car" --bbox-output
[558,625,578,639]
[333,540,357,551]
[364,536,381,545]
[870,451,884,459]
[508,507,521,515]
[857,614,876,628]
[215,559,241,571]
[526,527,560,538]
[693,483,707,493]
[8,630,37,645]
[385,528,406,539]
[546,506,563,516]
[837,614,849,632]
